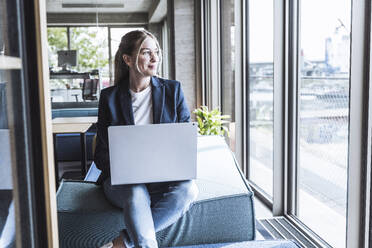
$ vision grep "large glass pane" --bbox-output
[0,71,16,248]
[70,27,109,75]
[47,27,68,69]
[48,27,109,102]
[221,0,236,152]
[70,27,109,99]
[47,27,74,102]
[1,0,23,246]
[248,0,274,197]
[297,0,350,247]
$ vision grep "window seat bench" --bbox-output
[56,136,269,247]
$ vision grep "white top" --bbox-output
[129,86,153,125]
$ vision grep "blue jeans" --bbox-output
[103,179,198,248]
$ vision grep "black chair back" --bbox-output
[82,79,99,101]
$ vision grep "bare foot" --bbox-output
[112,234,126,248]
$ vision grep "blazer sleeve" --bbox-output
[176,83,191,122]
[94,91,111,180]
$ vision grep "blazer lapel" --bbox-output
[118,83,135,125]
[151,77,164,124]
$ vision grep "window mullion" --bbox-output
[204,0,221,109]
[364,2,372,246]
[272,0,287,216]
[346,0,371,246]
[283,0,300,217]
[67,26,70,49]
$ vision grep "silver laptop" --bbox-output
[108,122,197,185]
[0,129,13,189]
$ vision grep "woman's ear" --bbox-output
[123,54,132,67]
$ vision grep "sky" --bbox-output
[249,0,351,63]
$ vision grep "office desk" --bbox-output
[49,70,99,80]
[53,123,92,187]
[52,116,97,124]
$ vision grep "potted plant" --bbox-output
[193,106,230,136]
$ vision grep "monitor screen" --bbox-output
[57,50,77,67]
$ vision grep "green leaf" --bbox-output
[193,106,231,136]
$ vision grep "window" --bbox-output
[70,27,109,78]
[221,0,236,152]
[47,27,68,69]
[248,0,274,198]
[243,0,361,246]
[296,0,351,246]
[0,60,18,248]
[47,26,109,102]
[0,2,24,246]
[47,26,148,102]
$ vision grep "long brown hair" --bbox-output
[114,30,161,86]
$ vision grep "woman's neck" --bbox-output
[129,73,151,93]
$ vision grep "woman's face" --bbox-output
[132,37,160,77]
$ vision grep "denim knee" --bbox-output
[172,180,198,211]
[104,181,151,209]
[121,184,151,208]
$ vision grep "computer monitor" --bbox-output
[57,50,77,69]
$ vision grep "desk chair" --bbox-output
[82,78,99,101]
[71,93,79,102]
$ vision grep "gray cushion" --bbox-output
[172,240,300,248]
[57,136,255,248]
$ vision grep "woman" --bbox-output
[94,30,198,248]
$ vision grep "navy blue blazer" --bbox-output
[94,76,191,183]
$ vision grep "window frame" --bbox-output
[344,0,371,246]
[242,0,372,246]
[204,0,222,109]
[198,0,247,169]
[244,0,278,205]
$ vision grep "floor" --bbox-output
[253,197,273,240]
[254,196,273,219]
